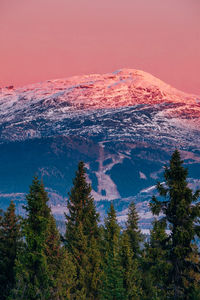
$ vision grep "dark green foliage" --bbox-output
[125,201,143,258]
[65,161,102,299]
[122,201,144,299]
[65,161,99,244]
[45,214,76,299]
[142,219,171,299]
[100,203,126,300]
[120,232,143,299]
[12,177,52,299]
[150,150,200,299]
[0,201,22,300]
[11,177,76,299]
[0,154,199,299]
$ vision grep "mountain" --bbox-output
[0,69,200,230]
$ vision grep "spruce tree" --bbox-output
[125,201,143,258]
[100,203,126,300]
[0,201,22,300]
[123,201,143,298]
[65,162,99,244]
[65,161,102,299]
[12,177,51,299]
[150,150,200,299]
[45,214,76,299]
[142,219,171,299]
[120,232,143,299]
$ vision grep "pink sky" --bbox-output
[0,0,200,94]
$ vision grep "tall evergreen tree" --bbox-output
[45,214,76,299]
[120,232,143,299]
[150,150,200,299]
[65,162,99,244]
[142,219,171,300]
[125,201,143,258]
[0,201,22,300]
[100,203,126,300]
[12,177,52,299]
[122,201,143,299]
[65,161,102,299]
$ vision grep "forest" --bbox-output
[0,150,199,300]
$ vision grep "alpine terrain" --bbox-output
[0,69,200,230]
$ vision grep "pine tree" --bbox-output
[142,219,171,299]
[121,201,143,299]
[65,161,102,299]
[125,201,143,258]
[12,177,52,299]
[45,214,76,299]
[120,232,143,299]
[186,244,200,299]
[65,162,99,244]
[100,203,126,300]
[0,201,22,300]
[150,150,200,299]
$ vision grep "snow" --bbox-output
[139,171,147,180]
[91,143,123,201]
[1,69,198,116]
[140,186,156,194]
[1,68,199,148]
[1,69,200,230]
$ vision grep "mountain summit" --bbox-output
[0,69,199,143]
[0,69,200,228]
[1,68,199,109]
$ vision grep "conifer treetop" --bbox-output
[150,149,200,298]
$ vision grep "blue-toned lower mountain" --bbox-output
[0,69,200,229]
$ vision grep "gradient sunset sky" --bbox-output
[0,0,200,94]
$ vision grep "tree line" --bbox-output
[0,150,199,299]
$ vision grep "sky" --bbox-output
[0,0,200,94]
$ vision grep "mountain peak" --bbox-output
[0,69,199,139]
[0,68,198,109]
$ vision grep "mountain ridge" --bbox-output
[1,68,199,98]
[0,69,200,229]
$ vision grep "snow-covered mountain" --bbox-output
[1,69,200,142]
[0,69,200,228]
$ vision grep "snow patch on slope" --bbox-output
[91,142,124,201]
